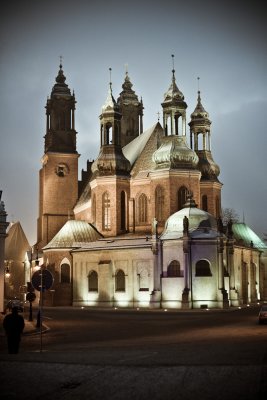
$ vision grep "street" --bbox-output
[0,305,267,399]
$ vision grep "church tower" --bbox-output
[36,63,79,249]
[188,83,222,217]
[117,68,143,147]
[91,69,131,236]
[151,56,200,228]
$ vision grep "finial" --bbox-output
[125,63,128,75]
[109,67,112,90]
[59,55,63,69]
[171,54,175,73]
[157,111,160,121]
[197,77,201,101]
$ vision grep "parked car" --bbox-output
[258,305,267,324]
[6,299,24,313]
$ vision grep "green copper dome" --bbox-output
[152,135,199,169]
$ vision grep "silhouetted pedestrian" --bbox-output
[3,307,25,354]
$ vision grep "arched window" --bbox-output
[178,186,189,210]
[202,195,208,212]
[195,260,212,277]
[105,123,113,144]
[121,191,126,231]
[115,269,125,292]
[88,270,98,292]
[137,193,148,224]
[167,260,182,277]
[102,191,111,230]
[61,263,71,283]
[155,186,164,222]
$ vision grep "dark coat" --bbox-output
[3,308,25,354]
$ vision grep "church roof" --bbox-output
[5,222,31,261]
[232,223,267,250]
[122,123,160,166]
[43,220,103,249]
[161,200,218,240]
[123,122,163,176]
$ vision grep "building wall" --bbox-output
[72,247,154,308]
[37,152,79,248]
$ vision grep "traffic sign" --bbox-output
[32,269,54,291]
[26,292,36,302]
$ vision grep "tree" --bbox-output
[221,208,239,226]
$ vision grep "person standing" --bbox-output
[3,306,25,354]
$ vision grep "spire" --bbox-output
[51,59,71,96]
[45,60,77,153]
[191,78,209,118]
[117,65,143,146]
[163,54,185,102]
[102,68,118,111]
[161,55,187,136]
[189,79,220,181]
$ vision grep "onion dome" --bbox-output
[161,196,218,240]
[91,145,131,177]
[51,63,71,96]
[152,135,199,169]
[197,152,220,180]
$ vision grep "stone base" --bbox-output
[150,290,161,309]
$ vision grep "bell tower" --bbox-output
[36,62,79,249]
[189,80,222,217]
[91,69,131,237]
[117,67,143,147]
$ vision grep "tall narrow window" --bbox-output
[195,260,212,277]
[178,186,188,210]
[167,260,182,277]
[105,124,113,144]
[137,193,148,224]
[121,191,126,231]
[61,263,71,283]
[92,194,96,224]
[202,195,208,212]
[155,186,164,222]
[102,191,111,230]
[88,270,98,292]
[115,269,125,292]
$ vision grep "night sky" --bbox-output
[0,0,266,245]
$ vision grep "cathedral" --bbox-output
[33,61,267,309]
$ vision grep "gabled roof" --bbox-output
[43,220,103,250]
[232,223,267,250]
[5,222,31,261]
[123,122,163,176]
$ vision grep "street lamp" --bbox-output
[5,265,10,278]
